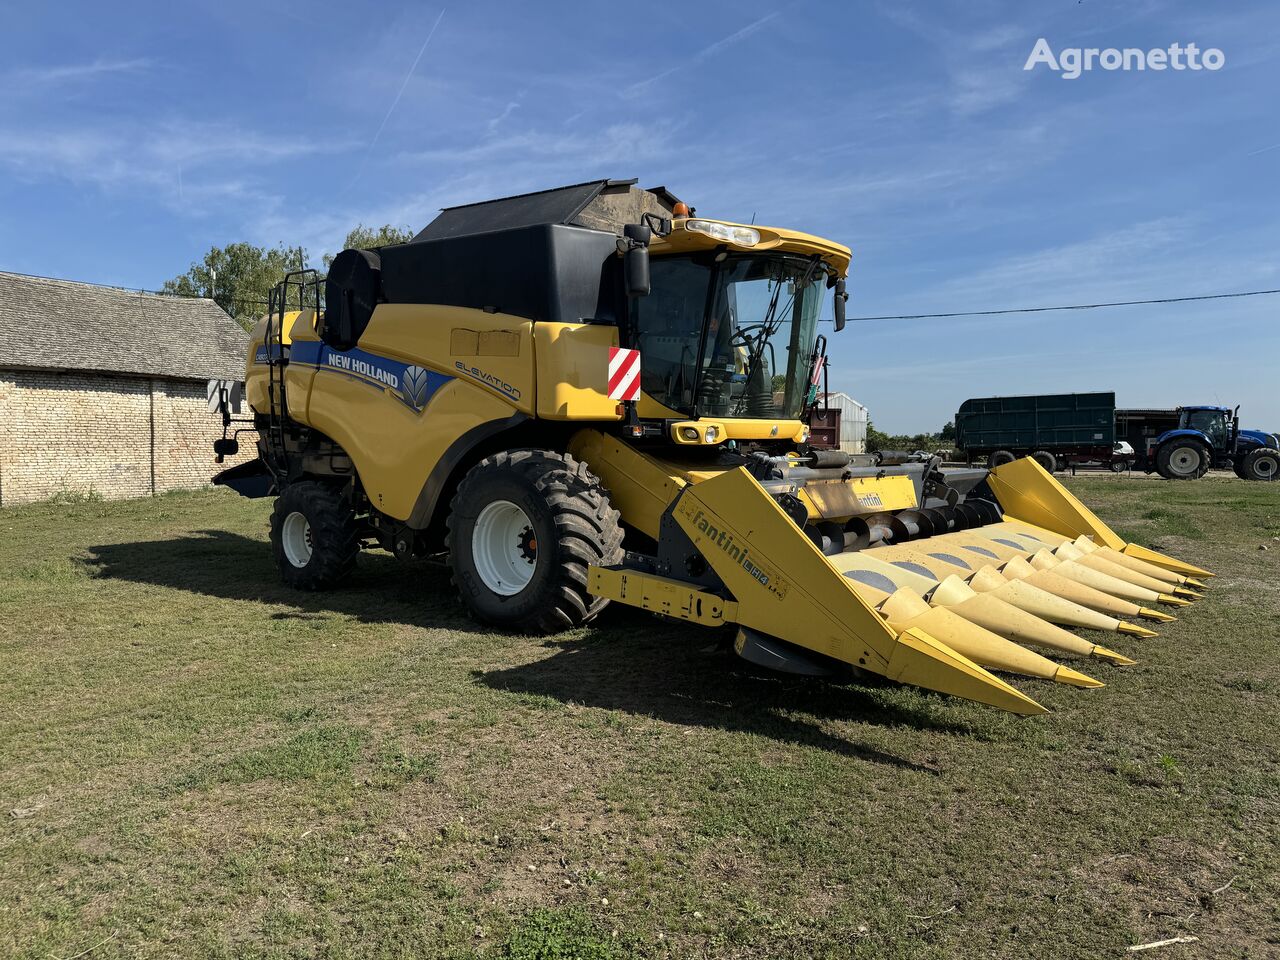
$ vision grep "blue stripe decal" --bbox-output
[253,344,288,364]
[281,340,452,413]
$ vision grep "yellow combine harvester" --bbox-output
[211,179,1211,715]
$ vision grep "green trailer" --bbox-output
[955,392,1119,473]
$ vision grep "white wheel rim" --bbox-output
[472,500,537,596]
[282,511,313,567]
[1171,448,1201,473]
[1255,456,1277,478]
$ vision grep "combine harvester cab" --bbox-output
[212,179,1212,717]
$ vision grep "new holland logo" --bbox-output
[307,345,450,413]
[400,365,433,410]
[326,351,399,388]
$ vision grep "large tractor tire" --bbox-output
[1031,450,1058,473]
[1155,440,1211,480]
[989,450,1016,468]
[1241,447,1280,481]
[271,481,360,589]
[446,449,624,633]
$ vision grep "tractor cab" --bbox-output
[627,211,850,446]
[1172,409,1233,448]
[1176,406,1236,451]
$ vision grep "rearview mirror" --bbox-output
[833,278,848,331]
[622,223,651,298]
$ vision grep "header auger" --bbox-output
[211,179,1212,716]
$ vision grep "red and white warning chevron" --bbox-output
[607,347,641,401]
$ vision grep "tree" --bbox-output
[322,224,415,268]
[866,420,894,453]
[163,242,309,329]
[865,419,956,453]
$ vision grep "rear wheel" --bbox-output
[989,450,1016,468]
[446,449,624,633]
[1155,441,1210,480]
[270,481,359,589]
[1030,450,1057,473]
[1241,447,1280,481]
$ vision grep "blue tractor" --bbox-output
[1146,405,1280,481]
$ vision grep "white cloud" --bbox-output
[0,119,356,220]
[932,218,1194,304]
[399,121,670,169]
[8,57,151,85]
[622,11,780,98]
[488,100,521,132]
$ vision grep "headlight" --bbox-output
[681,426,700,441]
[704,425,719,444]
[685,219,760,247]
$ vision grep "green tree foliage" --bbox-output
[162,225,415,331]
[162,242,308,329]
[865,419,955,454]
[322,224,415,268]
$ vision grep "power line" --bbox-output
[149,279,1280,323]
[846,287,1280,322]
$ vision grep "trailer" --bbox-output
[957,395,1280,479]
[955,393,1119,473]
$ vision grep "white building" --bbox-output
[816,392,869,453]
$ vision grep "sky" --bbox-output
[1,0,1277,433]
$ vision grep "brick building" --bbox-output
[0,271,251,505]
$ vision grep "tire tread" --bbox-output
[270,481,359,590]
[445,449,624,633]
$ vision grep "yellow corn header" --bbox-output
[211,179,1211,716]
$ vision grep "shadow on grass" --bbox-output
[85,532,961,767]
[82,530,486,634]
[478,606,960,771]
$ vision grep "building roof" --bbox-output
[819,391,868,410]
[0,271,249,381]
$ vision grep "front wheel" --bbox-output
[1110,459,1130,474]
[446,449,624,633]
[1155,441,1210,480]
[989,450,1016,468]
[1241,447,1280,481]
[270,481,360,589]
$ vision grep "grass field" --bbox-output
[1,474,1278,959]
